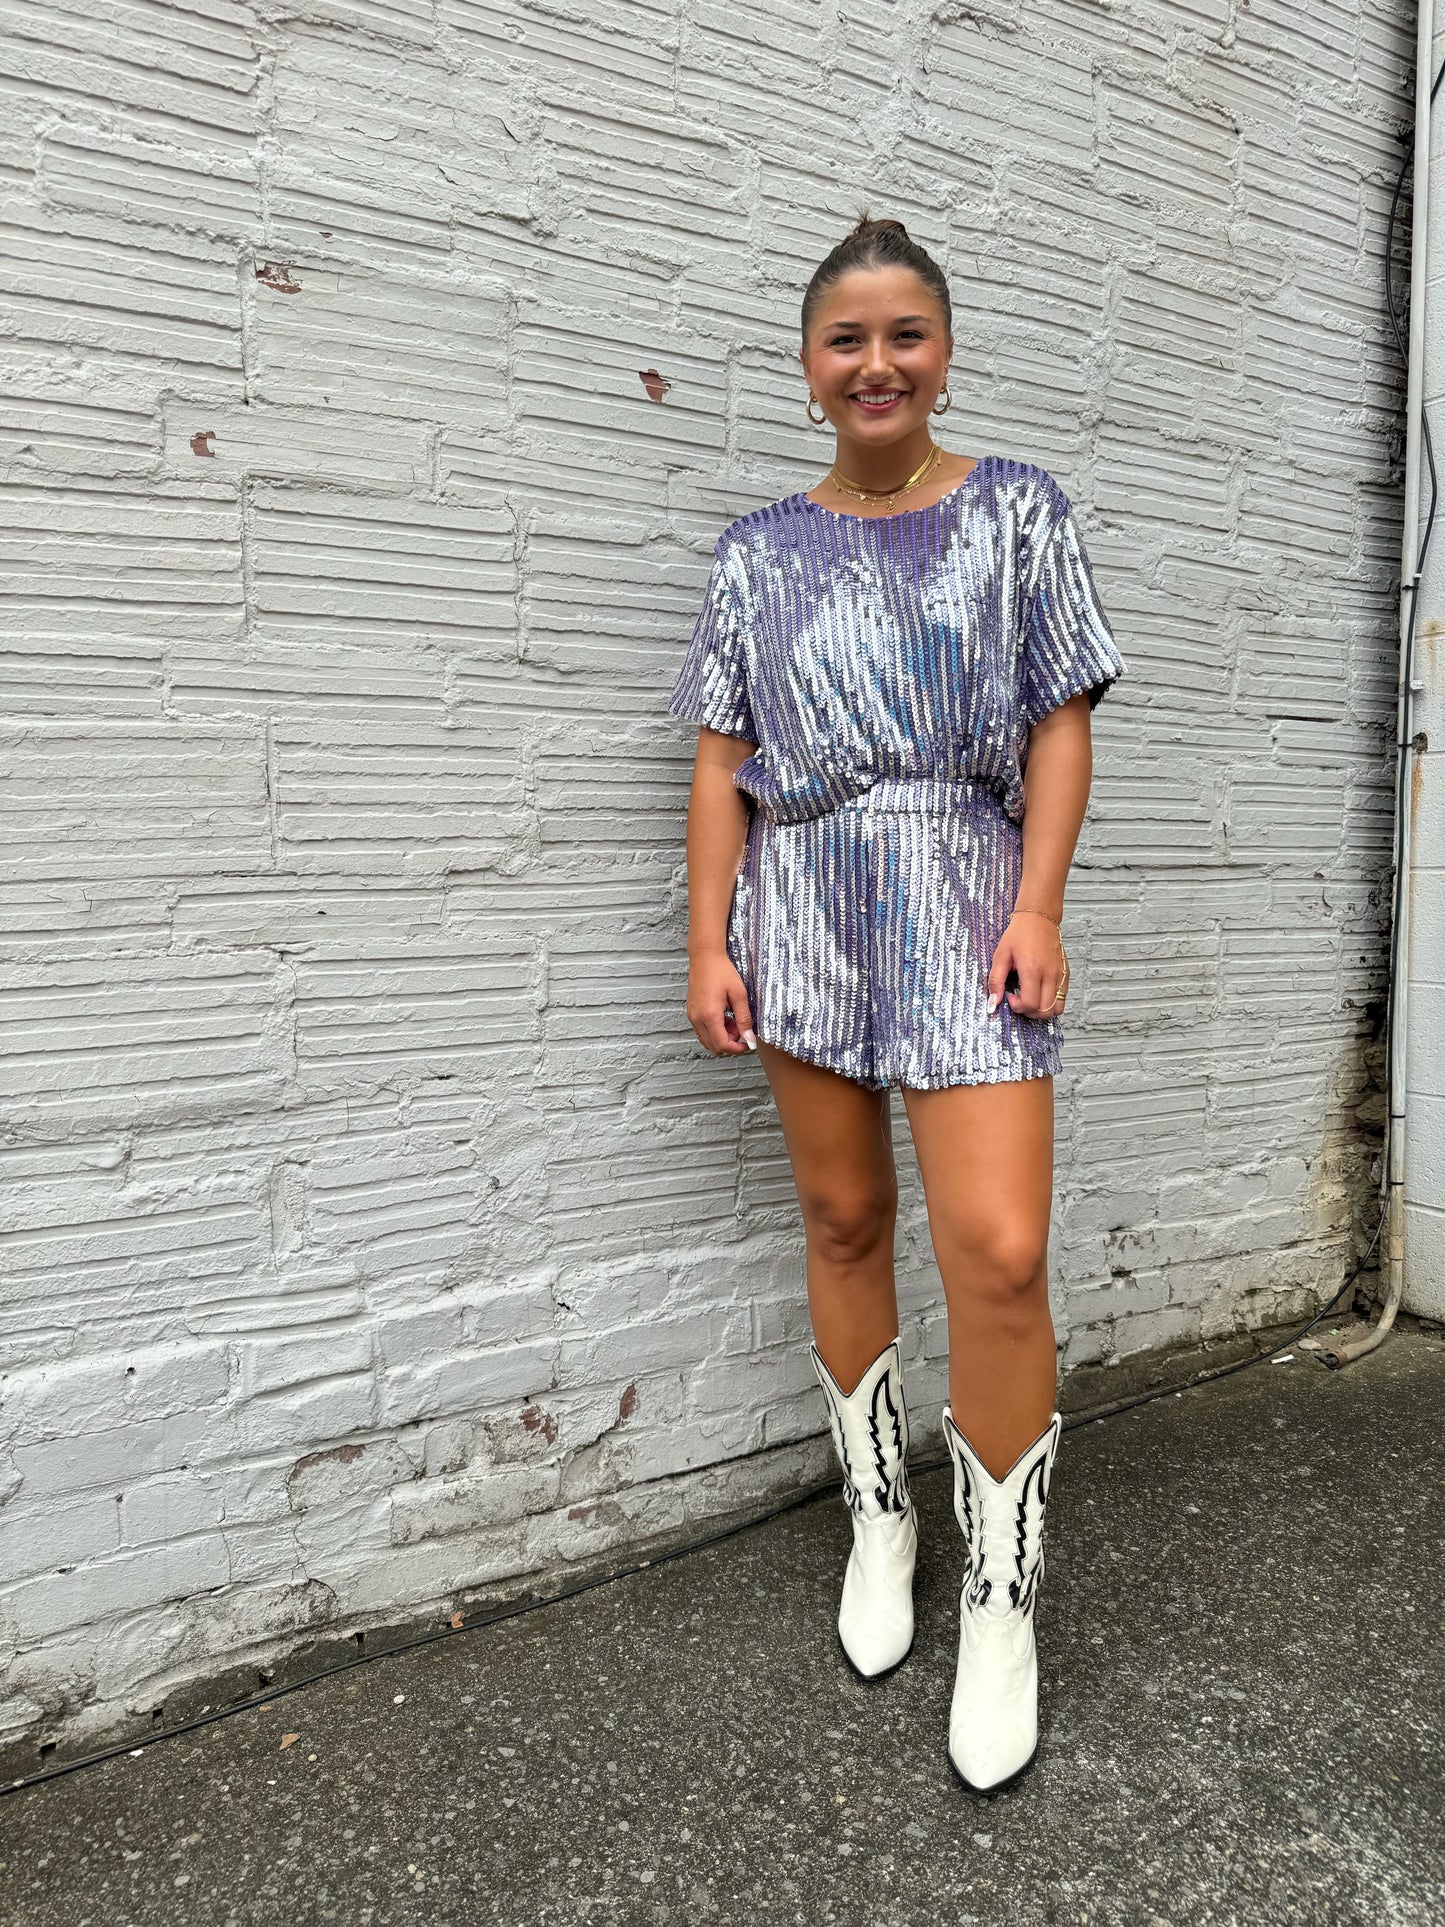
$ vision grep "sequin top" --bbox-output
[666,456,1126,826]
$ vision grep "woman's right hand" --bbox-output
[686,951,757,1057]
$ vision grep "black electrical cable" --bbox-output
[6,61,1438,1815]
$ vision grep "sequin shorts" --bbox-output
[726,776,1062,1093]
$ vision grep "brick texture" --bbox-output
[0,0,1410,1762]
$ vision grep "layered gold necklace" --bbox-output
[826,439,945,510]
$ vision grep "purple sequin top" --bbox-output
[666,456,1126,825]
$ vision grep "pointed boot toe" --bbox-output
[838,1505,918,1677]
[946,1612,1041,1789]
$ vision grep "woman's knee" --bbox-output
[801,1182,897,1268]
[945,1221,1049,1313]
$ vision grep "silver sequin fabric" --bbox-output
[667,456,1127,1091]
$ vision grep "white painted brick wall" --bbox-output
[0,0,1412,1762]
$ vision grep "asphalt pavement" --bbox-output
[4,1319,1442,1926]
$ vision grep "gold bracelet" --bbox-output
[1010,907,1063,930]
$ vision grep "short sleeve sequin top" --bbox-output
[666,456,1126,826]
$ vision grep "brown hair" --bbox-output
[801,210,952,344]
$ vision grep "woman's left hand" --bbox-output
[986,911,1067,1020]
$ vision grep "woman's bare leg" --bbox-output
[899,1074,1057,1480]
[754,1040,899,1393]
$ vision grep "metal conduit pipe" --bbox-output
[1318,0,1434,1370]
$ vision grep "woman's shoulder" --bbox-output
[984,456,1071,510]
[982,460,1080,560]
[711,491,812,554]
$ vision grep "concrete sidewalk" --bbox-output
[4,1321,1443,1927]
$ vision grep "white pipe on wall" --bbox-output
[1322,0,1434,1366]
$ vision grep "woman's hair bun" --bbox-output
[845,213,909,244]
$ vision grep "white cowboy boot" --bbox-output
[811,1337,918,1679]
[942,1405,1063,1793]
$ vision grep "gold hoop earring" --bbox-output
[932,383,952,416]
[806,392,828,426]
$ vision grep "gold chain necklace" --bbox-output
[827,440,945,510]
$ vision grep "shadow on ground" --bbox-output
[4,1323,1443,1926]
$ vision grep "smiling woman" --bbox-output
[666,209,1128,1798]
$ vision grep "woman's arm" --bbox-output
[987,693,1093,1020]
[683,726,758,1056]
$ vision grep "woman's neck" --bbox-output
[828,427,939,493]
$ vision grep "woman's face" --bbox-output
[800,264,952,442]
